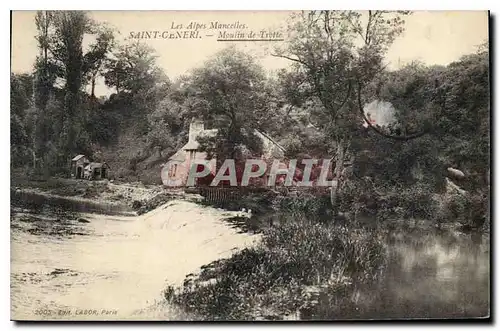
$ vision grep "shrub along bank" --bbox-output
[163,177,487,320]
[164,214,386,320]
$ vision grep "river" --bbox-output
[10,200,258,321]
[305,226,490,320]
[11,202,489,321]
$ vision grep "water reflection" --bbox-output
[11,202,489,320]
[309,227,490,320]
[221,212,489,319]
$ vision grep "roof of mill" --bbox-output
[72,154,87,161]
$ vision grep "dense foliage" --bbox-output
[11,11,489,196]
[11,10,489,321]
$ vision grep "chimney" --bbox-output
[188,118,205,143]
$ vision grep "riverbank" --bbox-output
[10,175,490,321]
[12,176,167,203]
[161,185,490,320]
[10,175,193,216]
[165,213,490,320]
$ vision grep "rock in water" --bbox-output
[77,218,90,223]
[447,167,465,179]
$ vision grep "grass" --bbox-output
[165,214,387,320]
[164,179,489,320]
[11,175,111,198]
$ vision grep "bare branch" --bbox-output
[331,79,353,120]
[271,53,312,69]
[365,10,373,45]
[356,81,429,141]
[322,11,335,61]
[344,13,365,41]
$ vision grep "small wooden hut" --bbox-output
[83,162,109,180]
[70,155,90,179]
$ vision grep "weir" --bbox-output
[10,199,259,320]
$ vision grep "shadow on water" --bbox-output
[11,210,94,238]
[10,189,135,239]
[222,212,291,234]
[305,227,490,320]
[222,216,263,234]
[11,189,134,216]
[225,212,489,320]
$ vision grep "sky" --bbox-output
[11,10,489,97]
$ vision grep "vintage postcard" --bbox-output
[10,10,490,321]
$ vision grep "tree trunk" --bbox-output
[32,150,37,170]
[91,76,96,98]
[330,139,347,217]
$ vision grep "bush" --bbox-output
[166,216,387,320]
[377,184,438,221]
[437,190,488,228]
[272,191,332,221]
[339,177,438,223]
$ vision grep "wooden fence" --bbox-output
[191,185,330,205]
[197,187,243,204]
[194,186,271,204]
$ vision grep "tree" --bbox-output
[182,47,271,168]
[48,11,92,167]
[103,40,169,96]
[274,10,412,215]
[11,74,32,167]
[33,11,61,170]
[30,11,118,171]
[83,24,115,98]
[34,11,59,112]
[436,50,490,192]
[146,96,186,153]
[368,49,489,193]
[103,40,170,137]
